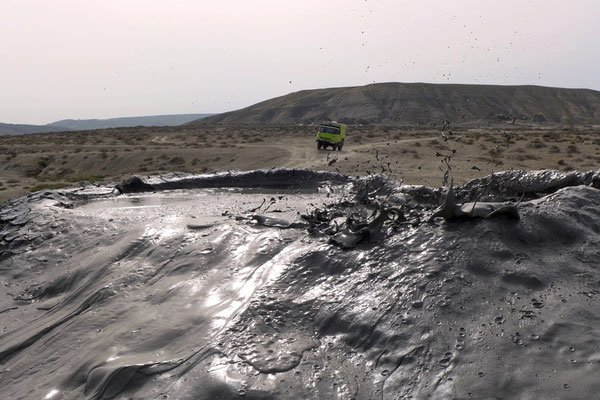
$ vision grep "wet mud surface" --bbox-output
[1,168,600,399]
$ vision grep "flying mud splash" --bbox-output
[1,169,600,399]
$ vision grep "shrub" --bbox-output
[168,157,185,165]
[487,147,504,157]
[527,139,546,149]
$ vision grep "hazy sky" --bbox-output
[2,0,599,124]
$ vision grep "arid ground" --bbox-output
[1,124,600,204]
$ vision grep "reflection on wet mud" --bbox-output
[1,169,600,399]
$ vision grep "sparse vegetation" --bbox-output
[527,139,547,148]
[29,183,67,192]
[1,124,600,205]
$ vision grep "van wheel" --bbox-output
[337,143,343,151]
[317,142,322,150]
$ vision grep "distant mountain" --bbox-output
[0,114,214,135]
[48,114,214,131]
[190,83,600,125]
[0,123,72,136]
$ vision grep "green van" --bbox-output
[316,122,347,151]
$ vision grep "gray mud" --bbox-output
[1,168,600,399]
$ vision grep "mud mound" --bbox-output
[1,169,600,399]
[457,169,600,202]
[115,169,351,194]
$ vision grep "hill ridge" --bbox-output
[49,113,213,131]
[191,82,600,125]
[0,113,214,136]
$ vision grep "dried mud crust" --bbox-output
[1,169,600,399]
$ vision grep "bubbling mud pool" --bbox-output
[1,169,600,399]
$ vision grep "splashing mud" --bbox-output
[1,168,600,399]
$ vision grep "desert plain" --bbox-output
[2,123,600,203]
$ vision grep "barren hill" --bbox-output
[0,114,213,136]
[191,82,600,125]
[0,122,73,136]
[48,113,213,131]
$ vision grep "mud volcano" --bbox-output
[1,169,600,399]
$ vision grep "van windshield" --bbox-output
[319,126,340,134]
